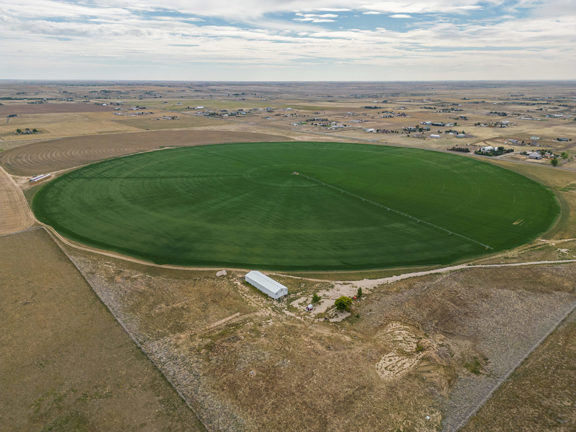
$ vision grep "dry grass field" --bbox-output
[462,310,576,432]
[66,243,576,432]
[0,112,140,149]
[0,103,115,115]
[0,228,206,432]
[115,115,230,131]
[0,129,290,176]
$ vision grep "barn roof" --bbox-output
[245,271,287,296]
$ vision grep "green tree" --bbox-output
[334,296,352,312]
[561,152,569,159]
[16,128,22,134]
[551,157,559,167]
[356,287,363,298]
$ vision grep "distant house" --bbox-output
[430,134,441,138]
[528,152,542,160]
[481,145,494,153]
[245,271,288,299]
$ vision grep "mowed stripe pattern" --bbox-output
[32,142,559,270]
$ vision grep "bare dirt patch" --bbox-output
[0,166,34,235]
[0,228,205,432]
[0,129,291,175]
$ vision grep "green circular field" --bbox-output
[33,142,559,270]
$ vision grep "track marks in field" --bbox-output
[0,130,290,176]
[299,172,493,250]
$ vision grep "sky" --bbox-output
[0,0,575,81]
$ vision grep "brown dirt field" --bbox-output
[0,166,34,235]
[0,103,115,115]
[66,243,576,432]
[462,310,576,432]
[0,228,206,432]
[0,129,291,176]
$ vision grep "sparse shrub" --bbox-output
[415,342,425,353]
[356,287,363,298]
[465,357,483,375]
[311,293,321,304]
[334,296,352,312]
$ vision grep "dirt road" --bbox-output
[0,166,33,235]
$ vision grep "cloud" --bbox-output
[294,13,339,23]
[0,0,574,80]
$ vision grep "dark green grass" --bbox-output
[32,142,559,270]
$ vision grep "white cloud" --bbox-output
[294,13,339,22]
[0,0,574,80]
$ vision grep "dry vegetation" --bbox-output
[462,311,576,432]
[1,81,575,431]
[0,228,205,432]
[0,129,290,176]
[67,243,576,432]
[0,103,115,115]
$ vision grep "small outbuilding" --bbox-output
[528,152,542,160]
[245,271,288,299]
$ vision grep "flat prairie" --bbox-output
[0,228,206,432]
[68,244,576,432]
[0,103,115,115]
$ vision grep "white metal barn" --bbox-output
[245,271,288,299]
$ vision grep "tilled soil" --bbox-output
[0,129,290,175]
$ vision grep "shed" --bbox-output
[245,271,288,299]
[528,152,542,160]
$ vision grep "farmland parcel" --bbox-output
[32,142,558,270]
